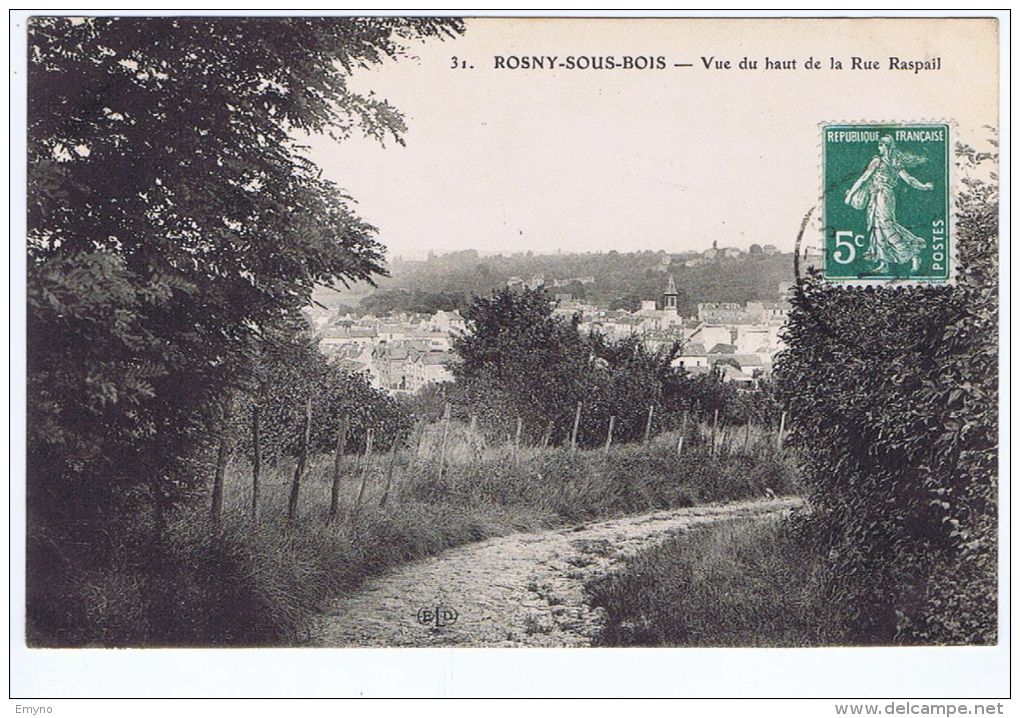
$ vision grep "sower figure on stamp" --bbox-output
[844,135,934,274]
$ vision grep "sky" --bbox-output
[303,18,998,260]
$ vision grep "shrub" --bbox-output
[772,137,998,644]
[449,286,780,448]
[229,323,413,462]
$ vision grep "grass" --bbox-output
[28,424,799,647]
[585,513,848,646]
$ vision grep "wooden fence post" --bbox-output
[251,404,261,521]
[676,435,684,457]
[776,411,787,452]
[644,404,655,443]
[287,396,313,520]
[744,414,752,453]
[354,427,375,512]
[211,430,230,523]
[711,408,720,457]
[512,417,523,465]
[329,412,350,519]
[379,431,401,508]
[570,402,583,455]
[681,410,688,438]
[437,403,451,480]
[604,415,616,457]
[413,416,426,461]
[467,414,478,460]
[541,419,554,450]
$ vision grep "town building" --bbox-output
[405,351,456,393]
[701,240,744,261]
[317,276,789,391]
[674,341,709,369]
[428,309,466,335]
[663,275,679,312]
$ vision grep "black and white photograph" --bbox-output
[10,9,1008,704]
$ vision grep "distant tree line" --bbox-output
[358,288,468,316]
[337,250,794,317]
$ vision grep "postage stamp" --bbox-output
[822,123,951,283]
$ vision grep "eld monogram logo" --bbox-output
[417,605,458,628]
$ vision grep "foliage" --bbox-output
[672,369,783,427]
[400,381,454,423]
[229,321,412,463]
[447,286,780,446]
[358,288,467,316]
[27,15,461,501]
[28,15,461,510]
[773,137,998,644]
[608,295,642,312]
[450,287,687,446]
[324,249,796,316]
[26,16,462,643]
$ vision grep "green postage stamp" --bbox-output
[822,123,951,283]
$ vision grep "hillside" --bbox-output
[314,249,796,316]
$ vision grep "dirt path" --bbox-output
[312,497,802,647]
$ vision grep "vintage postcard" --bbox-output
[12,11,1006,701]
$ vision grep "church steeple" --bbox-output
[663,275,678,312]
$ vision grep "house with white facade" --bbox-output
[428,309,467,335]
[405,351,456,393]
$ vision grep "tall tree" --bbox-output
[451,287,682,446]
[26,17,463,517]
